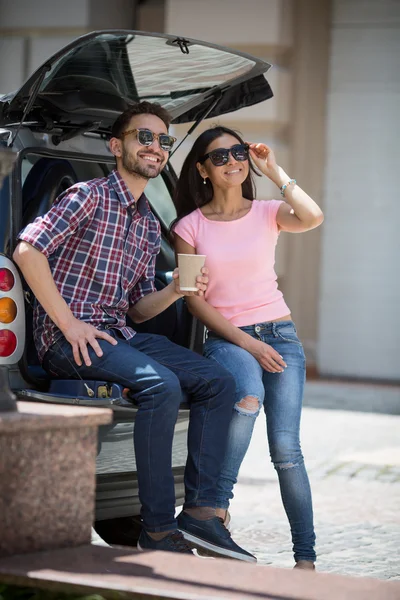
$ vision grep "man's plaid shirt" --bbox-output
[18,169,161,362]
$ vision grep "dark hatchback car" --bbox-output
[0,30,272,545]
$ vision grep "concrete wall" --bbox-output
[282,0,331,366]
[0,0,89,28]
[166,0,293,45]
[0,0,136,91]
[317,0,400,380]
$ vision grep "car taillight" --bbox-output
[0,268,15,291]
[0,297,17,323]
[0,330,17,357]
[0,257,24,364]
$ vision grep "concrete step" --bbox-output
[0,544,399,600]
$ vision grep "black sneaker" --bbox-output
[177,512,256,563]
[137,529,194,554]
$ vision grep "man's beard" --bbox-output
[121,146,164,180]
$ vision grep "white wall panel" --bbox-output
[0,37,25,93]
[318,0,400,380]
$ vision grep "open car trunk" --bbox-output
[0,30,272,140]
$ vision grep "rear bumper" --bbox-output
[95,466,185,521]
[95,418,188,520]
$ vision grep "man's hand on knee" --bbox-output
[61,317,118,366]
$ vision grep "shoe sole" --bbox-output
[138,540,200,556]
[178,530,257,563]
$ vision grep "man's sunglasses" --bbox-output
[121,128,177,152]
[199,144,249,167]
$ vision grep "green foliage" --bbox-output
[0,584,107,600]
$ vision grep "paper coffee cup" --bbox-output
[177,254,206,291]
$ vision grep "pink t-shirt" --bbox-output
[173,200,290,327]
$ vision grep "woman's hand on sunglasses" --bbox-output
[172,266,209,297]
[248,143,280,180]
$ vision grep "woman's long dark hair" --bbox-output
[170,126,260,232]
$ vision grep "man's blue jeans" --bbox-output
[204,321,316,562]
[43,331,236,533]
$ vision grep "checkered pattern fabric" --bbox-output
[18,169,161,361]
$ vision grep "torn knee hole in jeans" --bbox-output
[275,461,299,470]
[235,396,260,416]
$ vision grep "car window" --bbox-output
[145,175,176,230]
[20,154,176,230]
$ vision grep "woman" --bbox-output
[171,126,324,569]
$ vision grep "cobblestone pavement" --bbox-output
[228,381,400,580]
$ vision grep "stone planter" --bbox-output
[0,401,112,558]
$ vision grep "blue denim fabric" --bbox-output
[43,331,236,533]
[203,321,316,562]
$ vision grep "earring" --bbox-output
[203,178,207,185]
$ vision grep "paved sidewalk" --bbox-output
[229,381,400,580]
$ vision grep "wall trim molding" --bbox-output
[0,28,90,36]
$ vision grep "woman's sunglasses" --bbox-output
[121,128,177,152]
[199,144,249,167]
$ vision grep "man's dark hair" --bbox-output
[111,101,172,139]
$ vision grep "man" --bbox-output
[13,102,255,562]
